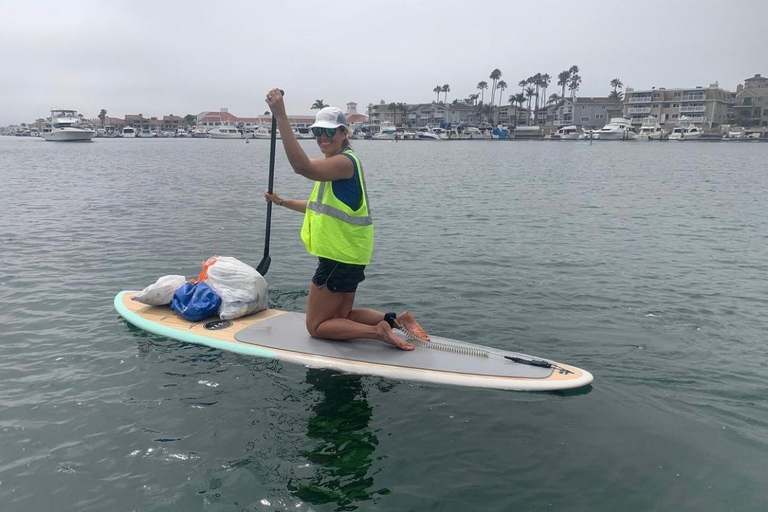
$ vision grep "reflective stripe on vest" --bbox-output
[306,151,372,226]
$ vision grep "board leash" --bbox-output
[397,325,573,374]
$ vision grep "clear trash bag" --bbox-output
[204,256,268,320]
[131,275,187,306]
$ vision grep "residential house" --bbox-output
[446,102,481,127]
[732,73,768,128]
[551,97,622,129]
[405,103,447,129]
[623,83,733,127]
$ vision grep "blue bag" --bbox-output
[170,281,222,322]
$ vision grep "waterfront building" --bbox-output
[551,97,622,129]
[161,115,185,132]
[366,101,404,131]
[494,104,527,126]
[344,102,368,125]
[445,102,481,127]
[197,108,314,130]
[622,83,733,127]
[405,103,447,129]
[732,73,768,128]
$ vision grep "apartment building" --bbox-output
[732,74,768,128]
[623,83,733,127]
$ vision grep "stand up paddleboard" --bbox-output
[115,92,592,391]
[114,291,592,391]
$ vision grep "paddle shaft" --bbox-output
[256,90,283,276]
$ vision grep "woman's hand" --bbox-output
[265,88,286,118]
[264,191,283,206]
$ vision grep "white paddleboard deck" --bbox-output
[115,291,593,391]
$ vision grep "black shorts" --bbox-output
[312,257,366,293]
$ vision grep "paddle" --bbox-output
[256,89,284,277]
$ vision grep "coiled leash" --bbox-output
[384,312,572,374]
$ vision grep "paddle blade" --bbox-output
[255,255,271,277]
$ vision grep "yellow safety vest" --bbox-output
[300,149,374,265]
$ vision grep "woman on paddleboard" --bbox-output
[264,88,429,350]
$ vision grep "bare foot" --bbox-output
[395,311,430,341]
[375,321,415,351]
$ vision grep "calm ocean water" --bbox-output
[2,136,767,511]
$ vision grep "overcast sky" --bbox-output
[1,0,765,125]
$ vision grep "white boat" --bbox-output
[549,125,581,140]
[578,129,600,141]
[597,118,636,140]
[191,126,209,138]
[293,126,313,139]
[372,121,396,140]
[463,126,490,139]
[637,116,666,141]
[668,117,702,141]
[175,127,188,137]
[138,128,154,138]
[208,124,242,139]
[417,128,441,141]
[42,109,95,142]
[122,126,136,138]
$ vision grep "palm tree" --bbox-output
[548,93,561,105]
[441,84,450,104]
[518,79,527,95]
[610,78,623,93]
[98,109,107,128]
[433,85,442,102]
[558,70,571,103]
[496,80,507,108]
[540,74,551,122]
[489,69,502,112]
[609,90,624,101]
[311,99,328,109]
[568,74,582,99]
[525,86,536,125]
[477,81,488,104]
[469,93,480,105]
[513,92,526,125]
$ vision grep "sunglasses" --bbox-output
[312,127,343,138]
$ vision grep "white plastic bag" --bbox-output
[132,275,187,306]
[205,256,268,320]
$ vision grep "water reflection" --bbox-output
[288,369,390,511]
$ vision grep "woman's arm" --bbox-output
[265,89,353,182]
[264,191,307,213]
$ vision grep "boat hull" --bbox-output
[43,129,95,142]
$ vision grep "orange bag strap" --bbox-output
[190,255,218,284]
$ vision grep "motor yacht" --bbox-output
[293,126,313,139]
[122,126,136,138]
[597,118,636,140]
[175,127,188,137]
[208,124,242,139]
[43,109,96,142]
[637,116,666,141]
[548,125,581,140]
[372,121,396,140]
[417,128,441,141]
[191,126,209,138]
[668,117,702,141]
[138,128,155,138]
